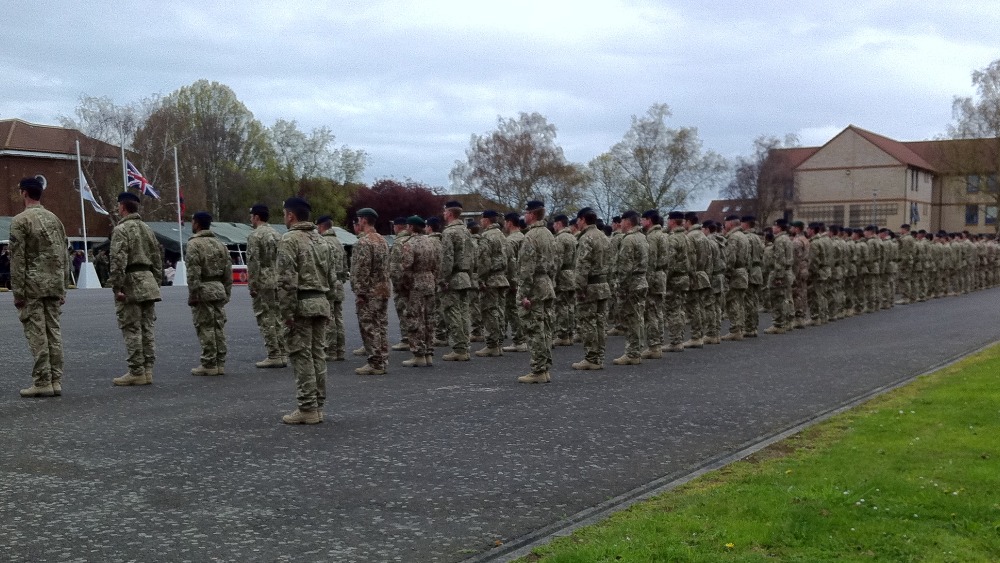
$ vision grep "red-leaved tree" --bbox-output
[347,179,446,234]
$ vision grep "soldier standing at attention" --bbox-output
[789,221,810,328]
[10,177,69,398]
[701,221,726,345]
[248,204,287,368]
[516,200,557,383]
[277,197,330,425]
[467,221,484,344]
[639,209,667,359]
[399,216,440,367]
[612,210,649,365]
[721,214,751,341]
[474,210,509,358]
[187,212,232,376]
[502,212,527,353]
[661,211,693,353]
[389,217,412,352]
[552,214,577,347]
[764,219,794,334]
[683,212,712,349]
[741,216,764,337]
[571,207,611,370]
[316,215,348,362]
[439,201,474,361]
[110,192,162,387]
[607,216,626,336]
[352,208,391,375]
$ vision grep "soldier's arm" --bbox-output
[276,237,297,321]
[440,231,455,278]
[246,232,260,292]
[186,242,202,301]
[9,219,26,303]
[222,245,233,301]
[108,230,126,292]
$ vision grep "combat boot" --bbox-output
[216,364,226,375]
[606,328,625,336]
[517,372,551,384]
[281,409,321,425]
[474,347,502,357]
[401,355,428,367]
[469,334,485,343]
[433,339,450,347]
[502,343,528,353]
[703,335,721,345]
[191,365,220,376]
[442,352,471,361]
[640,347,663,359]
[51,381,62,396]
[721,330,744,342]
[744,330,759,338]
[390,342,410,351]
[113,372,150,386]
[355,364,387,376]
[352,346,367,356]
[142,366,154,385]
[764,325,786,335]
[682,338,704,348]
[612,354,641,365]
[553,337,574,347]
[20,384,55,398]
[256,357,287,368]
[662,343,684,353]
[424,355,434,366]
[571,360,603,370]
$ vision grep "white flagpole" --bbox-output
[75,140,100,289]
[121,144,129,192]
[172,145,187,287]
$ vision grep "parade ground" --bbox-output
[1,286,998,562]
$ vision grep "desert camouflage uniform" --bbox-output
[574,224,611,364]
[440,219,474,355]
[706,232,726,340]
[898,231,916,303]
[807,232,832,324]
[400,232,440,357]
[685,225,712,342]
[616,226,649,358]
[768,230,794,330]
[792,232,810,324]
[478,223,509,350]
[352,229,391,370]
[109,213,162,377]
[517,220,557,375]
[187,230,232,369]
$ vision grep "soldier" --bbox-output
[827,225,846,320]
[863,225,882,311]
[389,217,412,351]
[897,224,916,304]
[790,221,810,328]
[764,219,794,334]
[316,215,348,362]
[248,204,287,368]
[110,192,162,387]
[351,208,391,375]
[10,177,69,397]
[722,215,750,341]
[186,212,233,376]
[638,210,667,359]
[516,200,558,383]
[399,216,439,367]
[277,197,330,425]
[806,222,832,325]
[684,212,712,349]
[741,216,764,337]
[467,220,484,343]
[914,229,929,302]
[662,211,692,353]
[502,212,528,353]
[607,216,626,336]
[552,214,577,347]
[439,201,474,361]
[425,216,449,348]
[613,210,649,364]
[703,221,726,345]
[571,207,611,370]
[474,210,509,357]
[94,249,110,287]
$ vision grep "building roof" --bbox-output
[905,137,1000,174]
[0,119,120,160]
[846,125,938,172]
[700,199,755,225]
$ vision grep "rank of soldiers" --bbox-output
[10,176,1000,425]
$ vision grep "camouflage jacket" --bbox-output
[616,226,649,292]
[516,221,557,302]
[389,231,411,287]
[724,226,751,289]
[321,230,347,302]
[247,222,280,292]
[351,229,390,299]
[898,233,916,270]
[708,232,726,293]
[687,225,712,291]
[440,219,473,291]
[277,221,331,320]
[609,230,625,280]
[665,226,692,292]
[478,224,509,288]
[109,213,162,303]
[644,225,668,295]
[9,204,69,301]
[400,232,440,296]
[506,229,525,287]
[770,231,794,287]
[865,236,882,275]
[746,231,765,286]
[187,230,232,303]
[792,233,810,281]
[809,233,832,281]
[573,224,611,303]
[554,227,577,292]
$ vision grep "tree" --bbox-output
[722,134,800,225]
[348,179,446,234]
[604,103,728,212]
[948,58,1000,233]
[450,112,585,211]
[268,119,368,189]
[583,152,628,222]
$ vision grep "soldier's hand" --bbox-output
[59,297,66,305]
[14,299,25,309]
[521,297,532,309]
[249,289,257,298]
[115,292,126,302]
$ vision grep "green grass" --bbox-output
[524,344,1000,562]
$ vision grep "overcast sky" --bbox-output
[2,1,997,209]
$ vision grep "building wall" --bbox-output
[937,175,1000,234]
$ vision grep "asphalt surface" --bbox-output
[1,285,998,562]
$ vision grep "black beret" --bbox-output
[504,212,521,223]
[900,224,910,230]
[18,177,44,191]
[316,215,332,225]
[878,227,888,233]
[283,197,311,212]
[407,215,425,228]
[864,225,878,232]
[426,216,441,226]
[392,216,407,225]
[702,220,715,228]
[192,211,212,225]
[621,210,640,222]
[118,192,141,204]
[525,200,545,211]
[444,200,463,209]
[250,204,269,217]
[807,222,818,230]
[684,212,699,223]
[356,207,378,219]
[774,218,788,228]
[553,214,569,224]
[482,210,500,219]
[791,220,805,229]
[725,214,740,222]
[576,207,594,220]
[741,215,755,223]
[612,215,622,223]
[641,209,659,220]
[667,211,685,221]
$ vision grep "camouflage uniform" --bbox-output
[517,220,558,375]
[277,222,331,412]
[706,232,727,341]
[440,219,474,356]
[608,229,626,333]
[663,225,692,348]
[864,234,882,311]
[505,229,526,347]
[616,226,649,359]
[351,229,391,370]
[400,232,440,358]
[109,213,163,378]
[9,203,69,391]
[477,223,509,350]
[187,230,233,370]
[247,222,286,360]
[723,226,751,337]
[792,233,810,325]
[643,224,668,351]
[389,230,411,345]
[807,233,832,324]
[898,231,917,303]
[320,230,348,360]
[468,231,483,341]
[685,225,712,344]
[744,231,765,334]
[574,224,611,364]
[553,226,577,342]
[768,231,794,330]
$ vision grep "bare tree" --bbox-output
[583,152,628,221]
[722,134,800,225]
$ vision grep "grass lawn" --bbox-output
[523,343,1000,562]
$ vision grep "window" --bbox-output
[989,174,999,193]
[797,205,845,226]
[910,169,918,192]
[847,203,898,228]
[987,206,998,225]
[966,204,979,225]
[967,175,981,193]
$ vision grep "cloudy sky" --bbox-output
[2,1,997,208]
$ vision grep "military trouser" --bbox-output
[621,286,647,358]
[357,296,389,370]
[744,284,761,333]
[470,289,483,338]
[405,291,436,356]
[480,286,506,349]
[808,279,830,323]
[726,287,746,334]
[441,288,470,354]
[899,271,914,302]
[518,298,553,374]
[505,287,525,345]
[116,299,156,376]
[830,277,844,318]
[554,290,576,340]
[325,298,345,359]
[686,288,708,340]
[704,290,722,339]
[252,288,285,359]
[19,297,63,387]
[393,287,409,343]
[288,315,328,411]
[769,285,793,329]
[792,279,808,320]
[435,293,448,342]
[577,298,608,364]
[644,291,665,348]
[191,300,227,368]
[663,289,685,346]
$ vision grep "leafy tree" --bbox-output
[347,179,445,234]
[722,134,800,225]
[269,119,368,188]
[450,112,585,211]
[583,152,629,222]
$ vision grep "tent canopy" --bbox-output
[0,216,11,244]
[145,222,357,254]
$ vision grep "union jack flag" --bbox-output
[125,160,160,199]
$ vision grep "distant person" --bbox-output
[247,204,287,368]
[316,215,348,362]
[350,208,390,375]
[9,177,69,397]
[186,211,233,376]
[0,245,11,289]
[94,248,110,287]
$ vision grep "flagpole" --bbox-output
[75,140,100,289]
[76,141,89,261]
[172,145,187,287]
[121,144,128,192]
